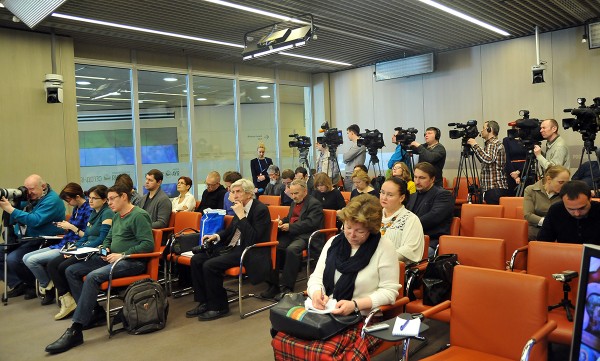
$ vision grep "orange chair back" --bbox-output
[450,266,548,361]
[499,197,524,219]
[422,235,430,261]
[450,217,460,236]
[147,229,162,279]
[172,211,202,233]
[438,235,505,270]
[442,177,448,188]
[340,191,351,205]
[453,177,479,205]
[259,195,282,206]
[459,203,503,237]
[323,209,337,229]
[515,206,524,220]
[224,215,233,228]
[473,216,528,270]
[168,211,176,228]
[268,205,290,220]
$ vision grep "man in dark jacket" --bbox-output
[261,179,323,300]
[196,171,227,213]
[186,178,271,321]
[410,127,447,187]
[407,162,454,256]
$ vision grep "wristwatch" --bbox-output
[352,300,359,314]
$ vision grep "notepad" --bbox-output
[59,247,99,255]
[391,316,421,337]
[304,297,337,314]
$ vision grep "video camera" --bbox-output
[448,120,479,141]
[393,127,418,149]
[357,129,385,154]
[0,187,28,203]
[288,133,312,149]
[563,97,600,140]
[552,270,578,283]
[317,122,343,150]
[506,110,543,148]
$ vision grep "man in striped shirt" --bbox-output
[467,120,511,204]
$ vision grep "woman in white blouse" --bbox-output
[172,176,196,212]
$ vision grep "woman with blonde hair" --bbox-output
[391,161,416,194]
[523,165,571,240]
[350,169,379,199]
[250,142,273,194]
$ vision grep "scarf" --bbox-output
[323,232,381,301]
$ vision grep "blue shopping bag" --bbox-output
[200,208,226,244]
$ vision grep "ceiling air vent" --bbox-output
[375,53,435,81]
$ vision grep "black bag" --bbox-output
[422,254,458,306]
[269,292,362,340]
[113,278,169,335]
[163,229,200,257]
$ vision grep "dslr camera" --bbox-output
[288,133,312,148]
[0,186,28,203]
[357,129,385,151]
[563,97,600,140]
[448,120,479,140]
[317,121,344,149]
[393,127,418,149]
[506,110,543,148]
[552,270,578,283]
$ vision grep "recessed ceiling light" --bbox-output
[164,77,178,82]
[260,95,271,98]
[256,86,269,90]
[183,90,188,93]
[280,52,352,66]
[76,104,80,107]
[76,81,91,85]
[197,98,207,101]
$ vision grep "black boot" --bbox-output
[41,288,56,306]
[45,328,83,354]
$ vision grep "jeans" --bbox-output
[65,254,146,326]
[23,247,60,288]
[0,242,39,288]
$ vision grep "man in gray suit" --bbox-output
[140,168,172,228]
[343,124,366,191]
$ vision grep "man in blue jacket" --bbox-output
[0,174,65,298]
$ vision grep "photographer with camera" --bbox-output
[466,121,511,204]
[343,124,366,191]
[534,119,570,173]
[0,174,65,299]
[410,127,446,187]
[185,179,271,321]
[537,180,600,245]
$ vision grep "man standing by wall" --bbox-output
[139,169,172,228]
[467,120,511,204]
[343,124,366,191]
[534,118,570,174]
[410,127,447,187]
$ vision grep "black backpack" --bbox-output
[112,278,169,335]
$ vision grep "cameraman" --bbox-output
[467,121,511,204]
[343,124,366,191]
[534,119,570,173]
[315,138,340,185]
[410,127,446,187]
[0,174,65,298]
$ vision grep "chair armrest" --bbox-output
[245,241,279,249]
[509,245,529,271]
[520,320,557,361]
[379,296,410,319]
[419,300,451,318]
[124,252,163,259]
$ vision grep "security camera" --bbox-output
[44,74,63,103]
[531,64,546,84]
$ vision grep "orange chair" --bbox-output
[473,216,528,270]
[306,209,339,279]
[103,229,163,335]
[449,217,460,236]
[459,203,503,237]
[268,205,290,221]
[499,196,524,219]
[259,195,281,206]
[419,266,555,361]
[340,191,351,205]
[514,241,583,345]
[515,206,524,220]
[452,177,480,206]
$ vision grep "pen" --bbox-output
[320,285,325,301]
[399,318,410,331]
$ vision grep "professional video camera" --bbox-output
[507,110,543,148]
[393,127,418,149]
[552,270,578,283]
[317,122,343,150]
[448,120,479,142]
[0,187,28,203]
[357,129,385,154]
[563,97,600,141]
[288,133,312,149]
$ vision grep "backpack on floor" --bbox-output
[113,278,169,335]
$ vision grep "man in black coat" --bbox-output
[186,178,271,321]
[196,171,227,213]
[261,179,323,300]
[407,162,454,256]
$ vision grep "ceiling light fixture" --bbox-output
[256,86,269,90]
[197,97,207,101]
[417,0,510,36]
[75,75,107,80]
[260,95,271,98]
[205,0,306,25]
[91,91,121,100]
[163,77,178,82]
[52,13,244,48]
[279,52,352,66]
[76,81,91,85]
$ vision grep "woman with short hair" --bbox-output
[350,169,379,199]
[311,172,346,211]
[172,176,196,212]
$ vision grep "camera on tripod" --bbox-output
[448,120,479,141]
[552,270,578,283]
[393,127,418,149]
[507,110,543,148]
[357,129,385,154]
[317,122,343,149]
[0,187,28,203]
[563,97,600,139]
[288,134,312,148]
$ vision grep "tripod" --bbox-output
[401,145,417,179]
[366,148,386,192]
[1,211,14,306]
[296,147,311,171]
[454,141,482,204]
[322,145,342,187]
[578,137,600,196]
[548,279,575,322]
[515,147,539,197]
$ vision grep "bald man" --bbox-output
[196,171,227,213]
[0,174,65,298]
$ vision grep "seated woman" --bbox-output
[311,172,346,211]
[271,194,400,361]
[172,176,196,212]
[523,165,570,240]
[46,185,114,320]
[350,169,379,199]
[380,177,424,264]
[391,161,416,194]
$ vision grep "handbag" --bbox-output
[269,292,362,340]
[422,254,459,306]
[200,208,226,240]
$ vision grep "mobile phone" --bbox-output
[364,323,390,333]
[100,248,110,257]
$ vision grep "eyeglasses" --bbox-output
[107,195,122,202]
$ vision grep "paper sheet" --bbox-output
[304,297,337,314]
[60,247,99,255]
[391,317,421,337]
